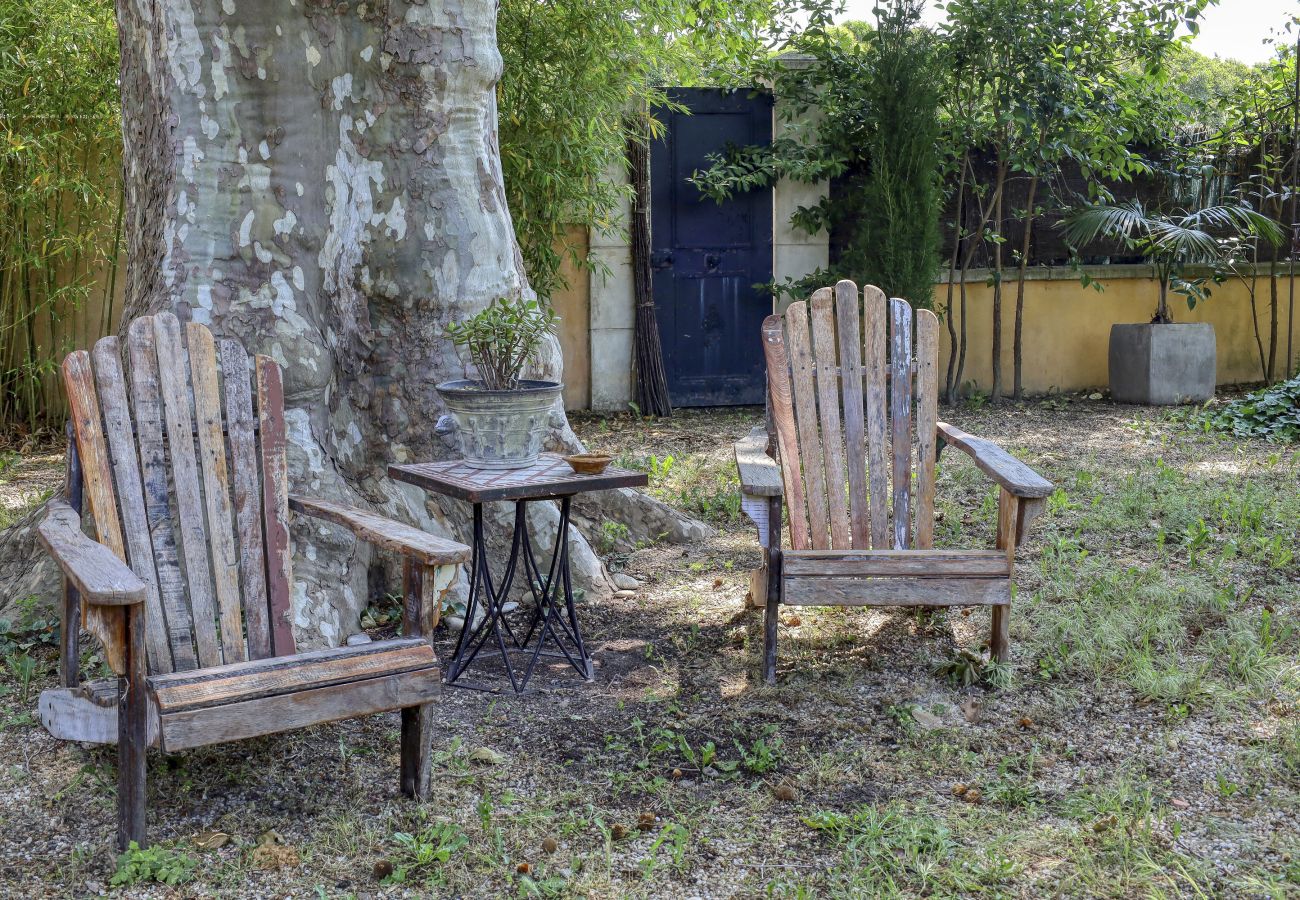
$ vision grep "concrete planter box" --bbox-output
[1108,323,1216,405]
[436,379,564,469]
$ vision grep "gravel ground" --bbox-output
[0,398,1296,898]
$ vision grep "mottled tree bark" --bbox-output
[101,0,651,644]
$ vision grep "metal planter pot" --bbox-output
[435,379,564,469]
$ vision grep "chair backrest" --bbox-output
[762,280,940,553]
[62,312,296,675]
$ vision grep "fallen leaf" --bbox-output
[192,830,230,851]
[911,708,943,729]
[470,747,505,765]
[541,837,558,854]
[249,831,300,871]
[784,615,802,627]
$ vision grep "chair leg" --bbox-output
[400,703,434,799]
[990,605,1010,663]
[763,550,782,686]
[117,605,147,851]
[763,594,778,685]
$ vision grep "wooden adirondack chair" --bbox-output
[734,281,1053,684]
[37,312,469,850]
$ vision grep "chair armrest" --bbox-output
[936,422,1052,499]
[734,425,782,497]
[37,500,146,605]
[289,496,470,566]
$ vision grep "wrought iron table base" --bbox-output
[443,496,593,692]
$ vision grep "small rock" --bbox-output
[1088,392,1103,401]
[614,589,637,599]
[612,573,640,590]
[446,615,465,632]
[541,837,558,854]
[1171,797,1189,809]
[345,633,372,646]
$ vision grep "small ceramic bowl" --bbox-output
[564,452,613,475]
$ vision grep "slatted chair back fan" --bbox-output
[62,312,297,676]
[762,281,940,554]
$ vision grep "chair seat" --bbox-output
[781,549,1010,608]
[148,637,440,751]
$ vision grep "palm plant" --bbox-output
[1061,198,1284,323]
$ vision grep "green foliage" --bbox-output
[1060,198,1284,321]
[0,594,59,655]
[737,725,783,774]
[837,1,942,306]
[442,298,558,390]
[110,842,196,888]
[692,1,943,305]
[1205,375,1300,442]
[387,821,468,884]
[496,0,805,300]
[0,0,122,432]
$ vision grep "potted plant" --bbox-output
[438,298,562,469]
[1061,198,1283,405]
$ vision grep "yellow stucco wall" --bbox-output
[550,225,592,410]
[930,269,1300,394]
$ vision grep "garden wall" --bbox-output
[929,265,1300,396]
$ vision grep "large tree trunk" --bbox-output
[0,0,706,642]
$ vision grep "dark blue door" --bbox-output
[651,88,773,407]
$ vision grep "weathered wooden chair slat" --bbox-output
[37,313,470,851]
[126,318,199,671]
[220,338,274,661]
[735,281,1052,683]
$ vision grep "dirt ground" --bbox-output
[0,398,1297,898]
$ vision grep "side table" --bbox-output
[389,454,647,692]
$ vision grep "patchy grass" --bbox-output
[1,399,1298,897]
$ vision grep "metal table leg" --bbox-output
[443,497,593,692]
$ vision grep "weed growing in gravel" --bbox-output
[111,841,196,887]
[386,820,469,885]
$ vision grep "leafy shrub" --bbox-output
[111,842,196,887]
[1205,376,1300,442]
